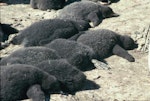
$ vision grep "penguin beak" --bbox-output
[134,43,138,48]
[111,13,120,17]
[103,12,120,18]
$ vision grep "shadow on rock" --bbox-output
[60,80,100,96]
[82,80,100,91]
[1,0,30,4]
[112,0,120,3]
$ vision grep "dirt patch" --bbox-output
[1,0,150,100]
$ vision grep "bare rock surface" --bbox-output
[0,0,150,100]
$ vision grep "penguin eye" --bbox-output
[110,39,115,43]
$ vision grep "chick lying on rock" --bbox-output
[58,1,119,27]
[0,46,60,66]
[75,29,138,62]
[11,19,90,47]
[45,38,97,71]
[30,0,65,10]
[0,64,60,101]
[0,23,18,49]
[36,59,86,93]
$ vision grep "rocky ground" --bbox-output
[0,0,150,101]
